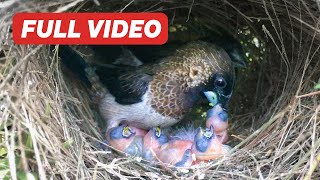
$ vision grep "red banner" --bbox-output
[12,13,168,45]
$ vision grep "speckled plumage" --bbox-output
[97,41,235,130]
[148,42,234,118]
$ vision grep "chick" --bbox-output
[105,124,146,156]
[157,139,194,167]
[157,125,230,167]
[143,127,169,162]
[191,126,226,163]
[206,104,229,143]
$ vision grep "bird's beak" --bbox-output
[203,91,219,106]
[122,125,136,138]
[109,124,136,140]
[203,91,230,110]
[153,127,162,138]
[151,127,168,144]
[194,126,215,152]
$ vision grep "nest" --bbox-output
[1,0,319,179]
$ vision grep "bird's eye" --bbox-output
[214,76,227,88]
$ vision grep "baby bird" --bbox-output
[206,104,229,143]
[157,126,229,167]
[105,124,146,156]
[157,139,194,167]
[105,116,230,167]
[143,127,169,162]
[191,126,226,163]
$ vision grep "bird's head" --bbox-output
[149,41,235,120]
[192,126,226,161]
[193,126,215,153]
[162,41,235,110]
[106,124,146,156]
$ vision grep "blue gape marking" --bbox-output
[195,127,214,152]
[152,127,169,145]
[158,134,168,145]
[156,133,169,145]
[207,104,228,121]
[110,125,135,140]
[207,108,217,119]
[195,136,211,152]
[174,149,192,167]
[218,111,228,122]
[110,126,124,140]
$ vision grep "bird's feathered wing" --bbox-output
[95,65,154,105]
[56,45,155,105]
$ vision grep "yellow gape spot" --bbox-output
[155,127,161,138]
[122,126,133,138]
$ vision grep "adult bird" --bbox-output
[57,41,236,130]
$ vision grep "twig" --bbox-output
[186,0,194,22]
[120,0,135,13]
[0,0,16,8]
[229,106,289,154]
[296,90,320,98]
[22,105,47,180]
[4,119,17,180]
[0,46,42,90]
[223,0,253,22]
[286,137,320,180]
[54,0,84,13]
[303,153,320,180]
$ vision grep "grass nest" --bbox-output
[1,0,320,179]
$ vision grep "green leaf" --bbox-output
[169,26,177,33]
[0,158,8,170]
[44,102,51,116]
[62,138,74,149]
[0,147,7,157]
[16,171,37,180]
[0,169,9,179]
[17,171,28,180]
[314,84,320,90]
[25,133,33,149]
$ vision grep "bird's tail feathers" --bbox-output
[54,45,92,86]
[54,45,108,97]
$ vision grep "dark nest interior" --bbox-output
[0,0,320,179]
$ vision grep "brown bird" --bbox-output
[94,41,236,130]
